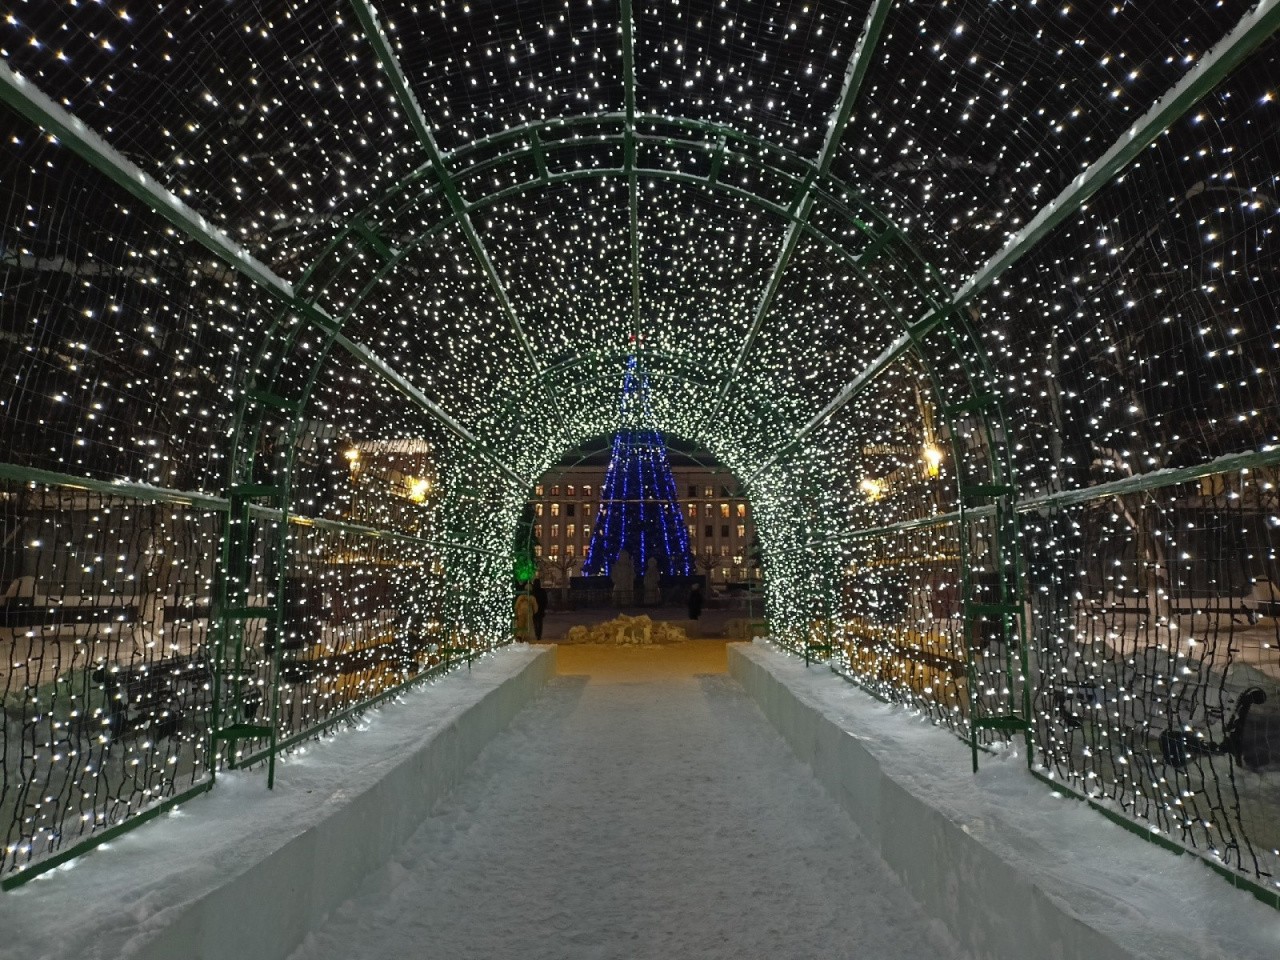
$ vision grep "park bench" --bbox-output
[0,575,139,628]
[86,655,211,742]
[1158,686,1273,770]
[1242,578,1280,620]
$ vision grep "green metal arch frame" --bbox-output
[222,109,1020,590]
[232,115,962,471]
[224,113,968,526]
[217,110,1026,767]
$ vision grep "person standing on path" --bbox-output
[513,584,538,643]
[531,578,549,642]
[687,580,704,620]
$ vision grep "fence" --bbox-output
[0,466,484,885]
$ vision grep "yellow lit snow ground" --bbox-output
[551,639,729,681]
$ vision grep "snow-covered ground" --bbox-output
[287,664,969,960]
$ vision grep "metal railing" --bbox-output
[0,466,487,887]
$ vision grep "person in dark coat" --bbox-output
[687,581,704,620]
[531,578,549,641]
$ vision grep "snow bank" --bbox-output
[729,641,1280,960]
[1,645,554,960]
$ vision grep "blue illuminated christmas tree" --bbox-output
[581,354,694,578]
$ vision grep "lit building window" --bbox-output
[688,524,696,538]
[719,503,729,518]
[704,486,713,498]
[551,523,560,538]
[536,504,543,517]
[687,504,697,518]
[720,545,730,557]
[566,523,576,538]
[704,504,713,517]
[534,524,542,538]
[551,503,560,517]
[551,484,560,496]
[737,523,746,538]
[566,484,576,496]
[566,544,576,558]
[583,484,592,496]
[737,503,746,518]
[535,484,544,496]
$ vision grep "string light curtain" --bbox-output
[0,0,1276,904]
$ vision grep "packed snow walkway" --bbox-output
[288,642,969,960]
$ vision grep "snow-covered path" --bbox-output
[288,658,969,960]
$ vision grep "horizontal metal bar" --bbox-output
[810,506,991,546]
[971,715,1029,732]
[0,462,230,510]
[0,460,500,556]
[1016,445,1280,512]
[0,778,214,890]
[1026,768,1280,913]
[258,507,502,557]
[806,445,1280,548]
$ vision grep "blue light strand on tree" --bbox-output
[582,355,694,577]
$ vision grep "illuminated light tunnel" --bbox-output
[0,0,1278,935]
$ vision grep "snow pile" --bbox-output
[563,614,687,645]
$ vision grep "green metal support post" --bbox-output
[705,0,897,427]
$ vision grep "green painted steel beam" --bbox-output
[0,59,522,487]
[330,162,919,410]
[1015,445,1280,513]
[621,0,641,333]
[0,63,290,299]
[346,0,565,427]
[705,0,896,425]
[802,444,1280,549]
[233,652,477,771]
[0,461,229,511]
[301,113,907,298]
[249,505,503,557]
[0,459,502,556]
[761,0,1280,478]
[743,335,908,484]
[300,113,911,322]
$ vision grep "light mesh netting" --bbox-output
[0,0,1278,900]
